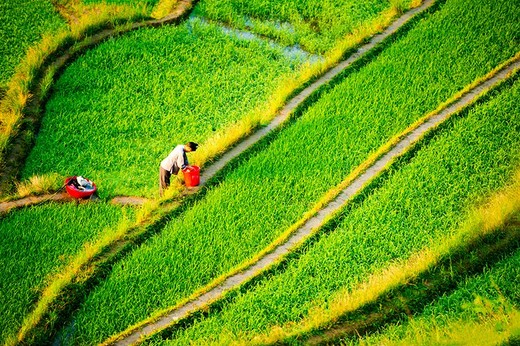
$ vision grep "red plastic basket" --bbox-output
[65,176,97,199]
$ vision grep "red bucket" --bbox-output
[65,176,97,199]
[183,165,200,187]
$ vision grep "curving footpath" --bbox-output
[100,0,498,344]
[111,58,520,345]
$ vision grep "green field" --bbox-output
[21,19,305,198]
[195,0,397,54]
[355,247,520,345]
[0,203,132,344]
[1,0,519,343]
[82,0,159,10]
[149,63,520,346]
[57,0,520,343]
[0,0,65,90]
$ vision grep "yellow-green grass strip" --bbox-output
[102,37,520,346]
[357,293,520,346]
[152,0,179,19]
[374,308,520,346]
[257,174,520,345]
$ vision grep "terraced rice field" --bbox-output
[22,19,307,198]
[55,0,519,343]
[1,0,519,344]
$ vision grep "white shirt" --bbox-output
[160,145,188,174]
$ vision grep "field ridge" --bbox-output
[0,193,149,214]
[103,32,520,346]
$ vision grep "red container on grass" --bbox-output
[65,176,97,199]
[183,165,200,187]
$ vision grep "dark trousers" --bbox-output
[159,167,171,196]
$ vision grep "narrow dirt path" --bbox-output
[0,192,72,213]
[0,193,150,214]
[110,196,149,206]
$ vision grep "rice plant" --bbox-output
[0,0,65,89]
[153,59,520,346]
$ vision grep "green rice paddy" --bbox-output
[148,57,520,346]
[21,19,305,198]
[59,0,520,343]
[1,0,519,344]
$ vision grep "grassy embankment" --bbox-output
[151,62,520,346]
[21,19,307,198]
[0,203,133,345]
[61,0,520,343]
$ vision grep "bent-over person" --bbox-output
[159,142,198,196]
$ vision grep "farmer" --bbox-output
[159,141,198,196]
